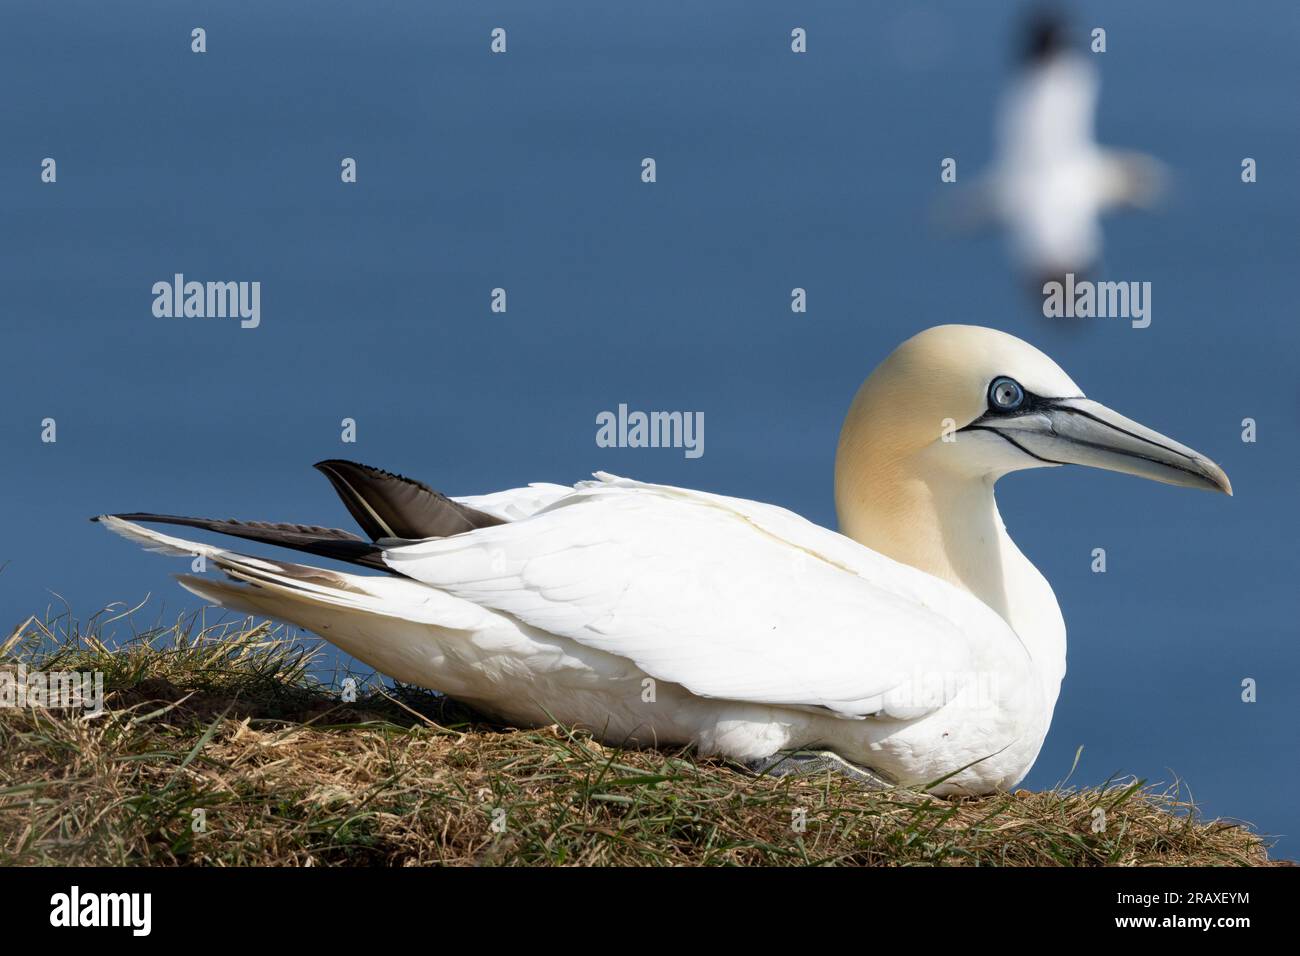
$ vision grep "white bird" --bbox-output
[955,11,1165,284]
[99,325,1230,795]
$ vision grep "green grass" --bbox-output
[0,606,1280,866]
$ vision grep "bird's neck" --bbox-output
[836,447,1010,615]
[835,444,1062,654]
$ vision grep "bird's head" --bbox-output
[1020,6,1072,66]
[836,324,1231,501]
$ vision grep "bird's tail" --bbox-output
[96,515,489,678]
[94,459,505,572]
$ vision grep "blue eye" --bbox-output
[989,376,1025,411]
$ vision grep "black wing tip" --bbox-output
[313,459,440,495]
[313,457,505,538]
[96,511,366,541]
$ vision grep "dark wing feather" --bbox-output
[313,459,505,541]
[95,514,390,571]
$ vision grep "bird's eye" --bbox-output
[989,376,1025,411]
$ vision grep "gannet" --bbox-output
[97,326,1230,794]
[957,10,1165,283]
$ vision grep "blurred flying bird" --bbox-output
[98,326,1229,794]
[948,9,1166,286]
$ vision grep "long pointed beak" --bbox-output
[971,397,1233,495]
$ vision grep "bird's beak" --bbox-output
[967,397,1233,495]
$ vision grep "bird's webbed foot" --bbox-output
[744,749,894,788]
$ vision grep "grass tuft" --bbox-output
[0,607,1281,866]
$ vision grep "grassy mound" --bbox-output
[0,608,1279,866]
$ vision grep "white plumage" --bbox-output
[963,39,1165,279]
[101,326,1230,794]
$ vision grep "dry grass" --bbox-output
[0,607,1280,867]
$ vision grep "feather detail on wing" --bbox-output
[382,476,1018,719]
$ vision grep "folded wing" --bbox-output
[383,475,1016,719]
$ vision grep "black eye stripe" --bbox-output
[958,384,1087,434]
